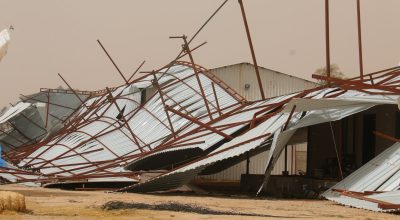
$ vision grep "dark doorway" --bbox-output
[362,114,376,164]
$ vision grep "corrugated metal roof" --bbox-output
[12,63,240,182]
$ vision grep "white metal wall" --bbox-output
[210,63,317,101]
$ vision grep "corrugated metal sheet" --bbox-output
[322,142,400,212]
[211,63,318,100]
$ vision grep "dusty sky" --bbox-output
[0,0,399,107]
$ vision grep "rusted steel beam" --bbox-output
[152,72,177,139]
[166,105,232,140]
[181,35,213,120]
[97,39,129,84]
[105,87,145,152]
[189,0,228,44]
[325,0,331,85]
[238,0,265,99]
[335,189,398,210]
[140,61,246,104]
[134,0,228,85]
[312,74,400,94]
[283,105,297,131]
[152,69,219,111]
[128,60,146,82]
[378,203,400,210]
[45,91,50,129]
[349,66,400,81]
[373,131,400,142]
[57,73,87,104]
[175,41,207,60]
[356,0,364,80]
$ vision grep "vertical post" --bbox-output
[292,145,295,174]
[283,145,288,175]
[246,152,250,175]
[211,82,221,116]
[356,0,364,80]
[45,91,50,129]
[325,0,331,86]
[238,0,265,100]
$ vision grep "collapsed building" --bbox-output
[0,0,399,213]
[0,60,399,212]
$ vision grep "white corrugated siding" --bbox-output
[211,63,317,101]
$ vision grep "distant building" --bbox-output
[210,62,317,101]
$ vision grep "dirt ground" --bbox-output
[0,184,398,220]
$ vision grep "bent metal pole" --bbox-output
[238,0,265,100]
[357,0,364,80]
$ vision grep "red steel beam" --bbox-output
[325,0,331,85]
[181,35,213,120]
[152,72,177,139]
[211,82,222,116]
[373,131,400,142]
[97,39,129,84]
[105,87,145,152]
[128,60,146,82]
[166,105,232,140]
[238,0,265,99]
[312,74,400,94]
[356,0,364,80]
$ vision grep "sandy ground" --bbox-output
[0,184,398,220]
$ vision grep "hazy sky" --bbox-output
[0,0,399,107]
